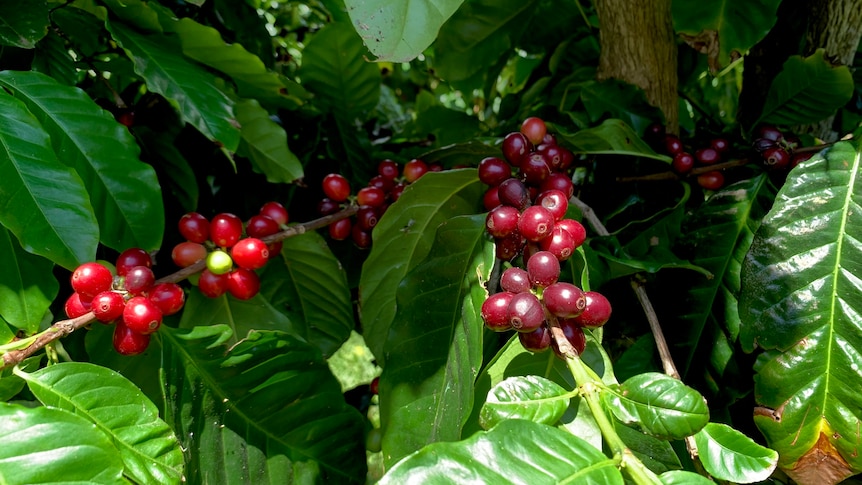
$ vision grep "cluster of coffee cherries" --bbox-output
[171,202,289,301]
[752,125,812,171]
[481,252,612,357]
[64,249,185,356]
[319,159,441,248]
[644,124,731,190]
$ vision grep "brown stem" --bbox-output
[616,157,751,183]
[0,206,358,370]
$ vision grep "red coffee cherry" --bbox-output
[323,173,351,202]
[113,318,150,356]
[231,238,270,270]
[178,212,210,244]
[122,296,163,335]
[481,291,515,332]
[92,291,126,323]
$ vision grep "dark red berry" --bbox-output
[246,215,280,239]
[478,157,511,186]
[502,132,532,166]
[763,147,790,170]
[556,219,586,249]
[210,213,243,248]
[697,170,725,190]
[116,110,135,127]
[123,296,163,335]
[540,173,574,199]
[198,269,229,298]
[551,319,586,358]
[123,266,155,295]
[539,227,576,261]
[172,241,207,268]
[758,125,783,142]
[753,137,776,153]
[64,292,92,318]
[403,159,429,183]
[519,326,551,353]
[259,201,288,226]
[368,175,396,193]
[318,198,341,216]
[71,262,114,300]
[178,212,210,244]
[497,178,530,211]
[329,218,352,240]
[356,206,379,231]
[357,186,386,207]
[378,159,399,180]
[370,376,380,395]
[116,248,152,277]
[486,205,520,238]
[500,267,531,293]
[664,135,684,155]
[148,283,185,316]
[231,238,270,270]
[535,190,568,221]
[507,292,545,332]
[519,152,551,185]
[481,292,515,332]
[518,206,555,242]
[495,234,525,260]
[695,147,720,165]
[227,268,261,300]
[538,144,565,171]
[390,183,407,202]
[645,123,665,139]
[710,138,730,153]
[113,318,150,355]
[573,291,613,328]
[520,117,547,145]
[672,152,695,174]
[526,251,560,287]
[92,291,126,323]
[428,162,444,172]
[352,225,372,249]
[543,282,586,318]
[483,187,502,211]
[323,174,351,202]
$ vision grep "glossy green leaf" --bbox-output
[412,91,483,146]
[0,225,56,333]
[479,375,570,429]
[614,421,682,475]
[171,18,305,109]
[378,419,623,484]
[0,402,125,485]
[344,0,463,62]
[84,322,164,407]
[739,141,862,476]
[259,230,353,357]
[433,0,538,88]
[379,214,493,466]
[0,70,164,252]
[161,325,367,484]
[579,79,664,136]
[178,290,293,346]
[18,362,184,485]
[694,422,778,483]
[100,0,162,32]
[299,22,380,120]
[557,119,671,162]
[659,470,714,484]
[0,355,40,402]
[758,49,854,126]
[0,89,98,269]
[0,1,49,48]
[107,22,240,151]
[603,372,709,440]
[359,169,484,361]
[673,0,780,69]
[418,139,500,168]
[235,98,303,184]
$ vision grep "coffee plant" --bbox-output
[1,0,861,484]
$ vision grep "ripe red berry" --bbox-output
[495,234,525,261]
[573,291,613,328]
[259,201,288,226]
[227,268,261,300]
[543,282,586,318]
[664,135,684,155]
[710,138,730,153]
[478,157,511,186]
[695,147,720,165]
[231,238,270,270]
[64,292,92,318]
[519,152,551,185]
[526,250,560,287]
[539,227,576,261]
[540,173,574,199]
[551,319,586,358]
[519,326,551,353]
[210,213,243,248]
[318,198,341,216]
[697,170,725,190]
[92,291,126,323]
[378,159,399,180]
[116,110,135,127]
[356,206,379,231]
[123,296,163,335]
[71,262,114,300]
[483,187,502,211]
[481,291,515,332]
[198,269,229,298]
[329,218,352,240]
[323,173,351,202]
[390,183,407,202]
[500,267,532,293]
[763,147,790,170]
[518,206,555,242]
[113,318,151,355]
[246,215,280,239]
[172,241,208,268]
[148,283,185,316]
[497,178,530,211]
[758,125,783,142]
[403,159,429,183]
[502,132,532,166]
[556,219,587,249]
[507,292,545,332]
[485,205,520,238]
[352,225,372,249]
[535,190,568,221]
[116,248,152,277]
[178,212,210,244]
[123,265,155,295]
[538,144,566,171]
[520,117,547,145]
[672,152,695,174]
[357,186,386,207]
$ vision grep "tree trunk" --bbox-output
[595,0,678,134]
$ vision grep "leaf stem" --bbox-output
[0,206,358,370]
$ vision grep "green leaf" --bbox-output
[171,18,305,109]
[299,22,380,120]
[162,325,367,484]
[557,119,671,162]
[579,79,664,136]
[100,0,162,33]
[0,402,126,485]
[479,375,570,429]
[433,0,538,88]
[659,470,714,484]
[135,125,198,213]
[694,422,778,483]
[417,139,501,168]
[758,49,855,126]
[0,0,49,48]
[0,225,56,333]
[327,330,381,392]
[359,169,484,361]
[0,89,98,269]
[18,362,184,485]
[32,30,79,86]
[344,0,463,62]
[258,230,353,357]
[739,141,862,476]
[378,419,623,484]
[178,290,293,346]
[614,422,682,475]
[235,98,303,184]
[379,214,493,466]
[0,355,40,401]
[673,0,781,69]
[0,70,164,252]
[603,372,710,440]
[107,22,240,151]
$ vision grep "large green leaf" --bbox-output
[235,98,303,184]
[161,325,367,484]
[433,0,538,89]
[557,119,671,162]
[178,290,293,346]
[378,419,623,484]
[18,362,185,485]
[259,230,353,357]
[379,214,493,466]
[694,422,778,483]
[0,70,164,252]
[672,0,781,70]
[739,141,862,479]
[0,225,56,333]
[107,22,240,151]
[0,0,49,48]
[757,49,854,126]
[298,22,380,120]
[0,89,98,269]
[344,0,463,62]
[479,375,570,429]
[579,79,664,136]
[603,372,710,440]
[0,402,126,485]
[359,169,484,361]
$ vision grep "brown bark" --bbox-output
[595,0,678,133]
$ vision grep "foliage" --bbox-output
[0,0,860,484]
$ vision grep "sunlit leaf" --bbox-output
[557,119,671,162]
[694,422,778,483]
[479,375,570,429]
[235,98,303,184]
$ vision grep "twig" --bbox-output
[0,206,358,370]
[616,157,750,183]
